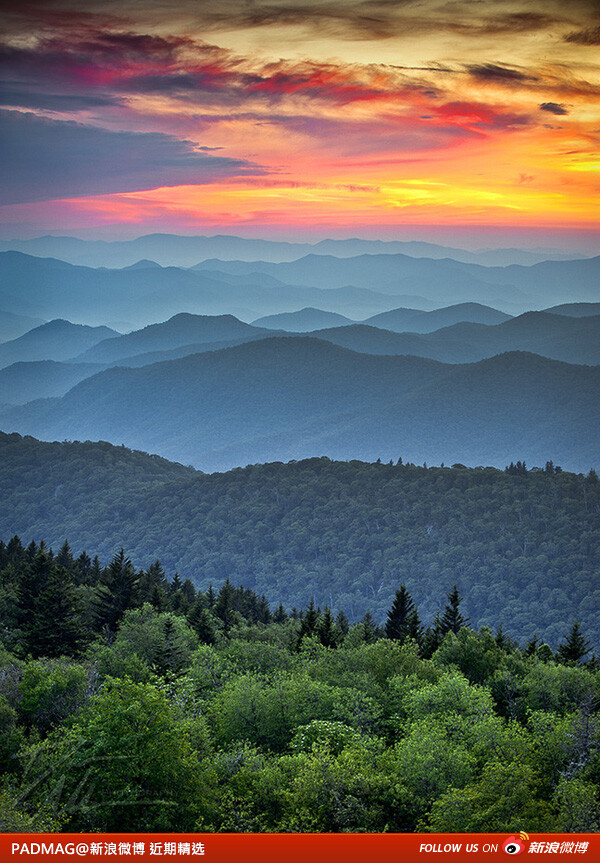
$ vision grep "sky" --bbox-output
[1,0,599,248]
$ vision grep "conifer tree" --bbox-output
[138,560,167,604]
[75,551,92,584]
[296,598,320,648]
[18,548,54,640]
[557,622,591,664]
[335,610,349,636]
[214,579,236,634]
[92,549,138,636]
[187,596,216,645]
[28,566,85,657]
[440,585,469,635]
[422,612,444,658]
[55,540,73,570]
[318,606,337,648]
[150,583,168,613]
[361,611,379,643]
[525,633,539,657]
[153,617,187,677]
[273,603,288,624]
[385,585,421,644]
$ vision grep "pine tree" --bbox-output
[28,566,86,657]
[214,579,236,634]
[150,583,168,612]
[361,611,379,643]
[385,585,421,644]
[318,606,337,648]
[557,622,591,664]
[18,548,54,642]
[407,608,424,645]
[92,549,138,635]
[273,603,288,623]
[74,550,92,584]
[524,633,539,657]
[138,560,167,604]
[440,585,469,635]
[335,609,349,636]
[55,540,73,570]
[153,617,187,677]
[296,598,321,648]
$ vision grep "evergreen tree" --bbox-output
[318,606,337,648]
[150,582,168,613]
[27,566,85,657]
[297,598,320,647]
[55,540,73,570]
[557,622,591,664]
[138,560,167,604]
[385,585,421,644]
[407,608,424,645]
[153,617,187,677]
[74,551,92,585]
[422,612,444,658]
[335,609,349,637]
[525,633,539,657]
[92,549,138,636]
[361,610,380,643]
[273,603,288,624]
[17,548,54,645]
[214,579,237,635]
[440,585,469,635]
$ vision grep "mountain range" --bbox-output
[0,319,117,370]
[0,337,597,473]
[195,253,600,310]
[1,306,599,411]
[3,250,600,333]
[0,232,587,269]
[0,251,427,327]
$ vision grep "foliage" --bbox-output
[2,435,600,646]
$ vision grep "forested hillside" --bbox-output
[1,535,598,833]
[1,432,598,647]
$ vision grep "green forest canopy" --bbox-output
[1,432,599,647]
[0,537,598,834]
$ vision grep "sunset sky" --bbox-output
[1,0,599,248]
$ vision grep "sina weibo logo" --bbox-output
[503,834,529,855]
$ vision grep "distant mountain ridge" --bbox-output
[252,307,356,331]
[0,319,118,370]
[76,313,271,364]
[0,251,427,326]
[193,253,600,309]
[310,312,600,365]
[1,337,597,473]
[363,302,512,333]
[0,232,588,268]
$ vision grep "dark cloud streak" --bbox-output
[466,63,538,84]
[539,102,569,115]
[564,25,600,45]
[0,110,266,205]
